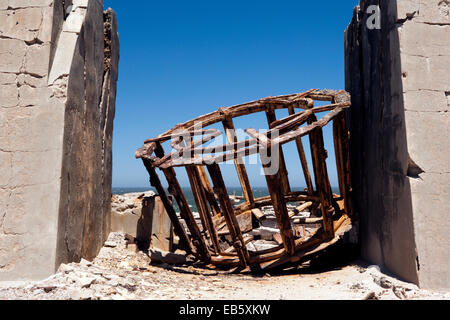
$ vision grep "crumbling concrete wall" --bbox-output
[111,192,174,252]
[345,0,449,290]
[0,0,119,280]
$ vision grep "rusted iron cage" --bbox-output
[136,89,353,272]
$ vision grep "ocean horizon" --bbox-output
[112,186,340,213]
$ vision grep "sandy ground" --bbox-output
[0,233,448,300]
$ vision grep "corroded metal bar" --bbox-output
[273,108,345,146]
[259,144,296,256]
[186,165,221,254]
[197,166,222,218]
[155,90,317,145]
[333,111,353,216]
[154,143,211,262]
[265,108,291,194]
[307,116,335,239]
[207,163,250,268]
[288,105,314,196]
[141,158,193,254]
[185,166,209,235]
[221,116,255,206]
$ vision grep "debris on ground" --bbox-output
[0,233,448,300]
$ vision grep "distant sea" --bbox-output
[112,186,340,213]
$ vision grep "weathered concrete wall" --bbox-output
[111,192,174,252]
[345,0,450,290]
[0,0,119,280]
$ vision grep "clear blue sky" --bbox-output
[104,0,358,188]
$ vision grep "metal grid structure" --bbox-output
[136,89,353,272]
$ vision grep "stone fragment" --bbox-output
[71,288,94,300]
[216,210,253,235]
[250,227,279,241]
[247,240,279,252]
[104,241,117,248]
[251,208,265,220]
[79,277,96,288]
[149,249,188,266]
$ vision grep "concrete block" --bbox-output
[24,43,51,78]
[63,8,86,33]
[0,152,12,188]
[0,73,16,85]
[0,111,7,140]
[7,0,53,8]
[0,84,19,108]
[396,0,420,21]
[48,32,79,84]
[37,6,54,43]
[0,0,8,10]
[399,22,450,57]
[346,0,450,290]
[111,209,140,237]
[0,8,42,42]
[414,0,450,24]
[5,104,65,153]
[18,85,53,107]
[405,111,450,173]
[403,90,449,112]
[402,54,450,92]
[0,39,27,73]
[0,0,120,281]
[17,73,47,88]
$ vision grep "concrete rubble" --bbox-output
[111,191,174,252]
[110,191,156,238]
[0,232,448,300]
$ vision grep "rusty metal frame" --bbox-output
[136,89,353,271]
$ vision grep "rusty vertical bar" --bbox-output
[186,165,221,255]
[207,163,250,268]
[222,116,255,206]
[341,113,353,216]
[259,146,296,256]
[265,108,291,195]
[333,115,346,201]
[154,142,211,262]
[195,166,223,252]
[197,166,222,217]
[307,115,335,239]
[287,106,314,196]
[141,158,193,254]
[185,166,209,235]
[333,111,353,216]
[181,137,222,218]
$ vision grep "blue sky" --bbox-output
[104,0,358,188]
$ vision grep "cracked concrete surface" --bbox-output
[0,0,118,281]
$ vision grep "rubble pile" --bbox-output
[0,232,448,300]
[111,191,156,216]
